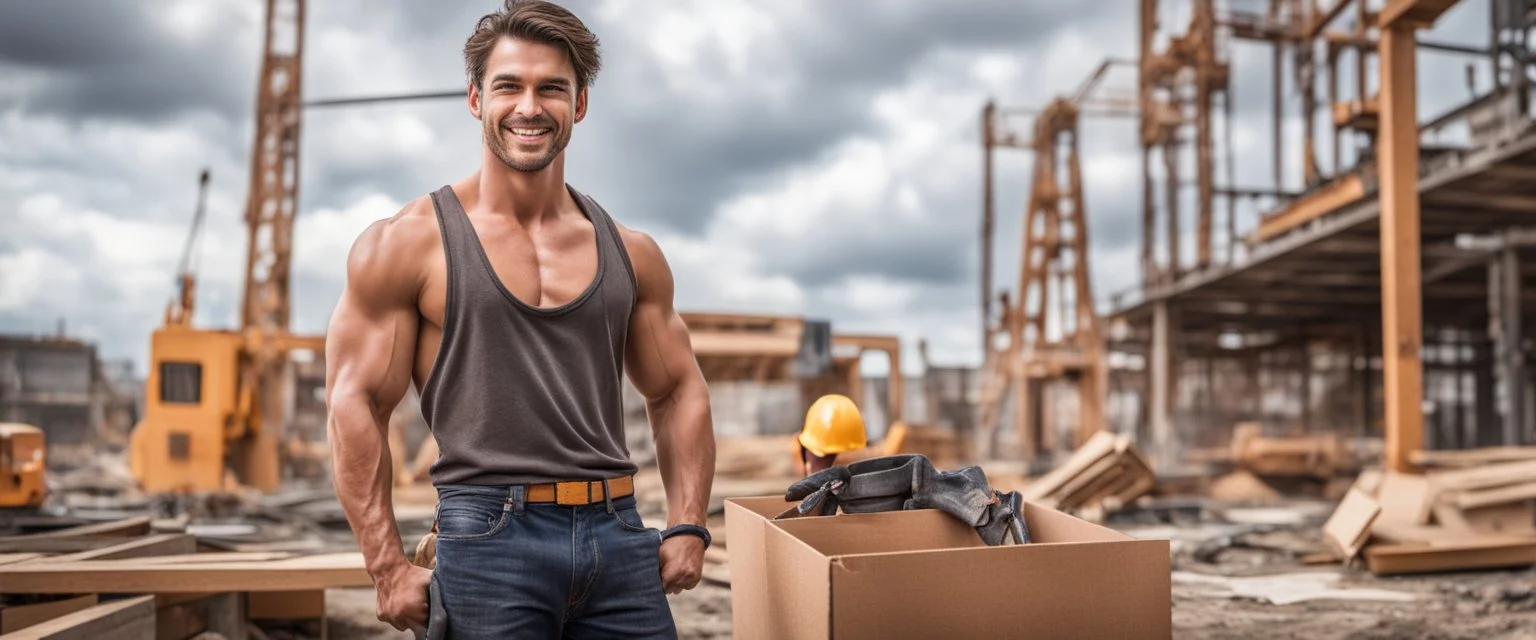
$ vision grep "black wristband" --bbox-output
[660,523,711,548]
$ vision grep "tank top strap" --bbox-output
[568,186,638,299]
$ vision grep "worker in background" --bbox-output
[796,394,868,476]
[325,2,715,637]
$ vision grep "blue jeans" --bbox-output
[427,483,677,639]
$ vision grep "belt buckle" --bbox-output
[556,482,588,506]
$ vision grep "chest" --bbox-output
[420,213,602,327]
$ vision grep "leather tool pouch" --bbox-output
[776,453,1031,546]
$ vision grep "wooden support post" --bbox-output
[1493,246,1526,445]
[1377,23,1425,473]
[1150,301,1176,469]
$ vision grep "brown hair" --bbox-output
[463,0,602,92]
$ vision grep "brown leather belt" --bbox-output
[525,475,635,506]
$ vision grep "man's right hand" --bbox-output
[375,563,433,631]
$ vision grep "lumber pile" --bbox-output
[1321,461,1536,576]
[1022,431,1156,518]
[0,517,370,639]
[1229,422,1354,479]
[1409,445,1536,469]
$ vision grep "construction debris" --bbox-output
[1021,431,1156,517]
[1320,463,1536,576]
[0,516,370,638]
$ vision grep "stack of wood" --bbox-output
[1022,431,1156,518]
[0,516,371,638]
[1229,422,1354,479]
[1321,460,1536,576]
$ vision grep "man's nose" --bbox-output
[513,90,541,118]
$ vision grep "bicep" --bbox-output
[622,233,701,401]
[325,223,421,418]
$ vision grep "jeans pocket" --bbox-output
[613,505,654,534]
[435,491,510,540]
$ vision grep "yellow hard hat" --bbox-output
[798,394,867,457]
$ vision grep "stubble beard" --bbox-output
[485,116,568,173]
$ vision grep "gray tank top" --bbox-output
[417,184,639,486]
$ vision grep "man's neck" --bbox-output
[476,152,568,224]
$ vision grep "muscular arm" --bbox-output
[325,213,424,584]
[621,230,715,529]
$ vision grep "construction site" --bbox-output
[6,0,1536,638]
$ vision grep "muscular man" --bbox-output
[324,2,716,636]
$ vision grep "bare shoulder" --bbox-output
[612,220,673,297]
[345,195,439,304]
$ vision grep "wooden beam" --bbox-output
[1380,0,1460,29]
[0,595,154,640]
[1307,0,1356,39]
[0,595,98,635]
[1378,23,1425,474]
[0,552,372,594]
[1255,174,1367,241]
[41,534,196,564]
[0,518,151,542]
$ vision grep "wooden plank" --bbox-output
[1254,174,1366,242]
[0,596,98,635]
[1411,446,1536,467]
[1022,431,1117,501]
[0,595,154,639]
[1456,481,1536,510]
[0,554,43,566]
[42,535,196,564]
[0,553,371,594]
[0,518,151,542]
[1377,23,1425,474]
[1364,537,1536,575]
[247,591,324,621]
[0,538,141,555]
[1374,472,1431,528]
[1323,488,1381,560]
[1380,0,1461,29]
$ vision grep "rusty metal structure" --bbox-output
[1102,0,1536,473]
[977,62,1136,461]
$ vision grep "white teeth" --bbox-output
[511,128,548,136]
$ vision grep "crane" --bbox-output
[130,0,320,493]
[128,0,475,494]
[975,60,1137,461]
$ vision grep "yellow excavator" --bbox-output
[1,423,46,510]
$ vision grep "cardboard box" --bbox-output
[725,495,1171,639]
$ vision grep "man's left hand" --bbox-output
[658,534,705,594]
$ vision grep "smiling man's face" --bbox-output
[472,36,586,173]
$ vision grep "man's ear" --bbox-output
[467,81,482,120]
[574,86,587,124]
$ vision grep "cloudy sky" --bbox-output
[0,0,1493,378]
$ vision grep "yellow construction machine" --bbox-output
[130,0,323,494]
[1,423,47,509]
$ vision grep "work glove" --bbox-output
[976,490,1031,546]
[777,465,851,518]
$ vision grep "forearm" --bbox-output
[328,394,409,581]
[648,377,715,528]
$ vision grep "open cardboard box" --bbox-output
[725,495,1171,639]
